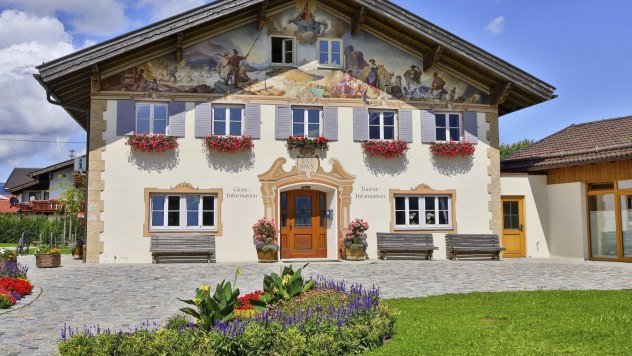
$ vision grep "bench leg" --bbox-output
[426,251,432,260]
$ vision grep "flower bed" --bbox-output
[58,266,396,355]
[126,134,178,153]
[0,262,32,309]
[0,248,17,262]
[286,136,329,150]
[362,140,409,158]
[430,140,476,157]
[204,135,254,153]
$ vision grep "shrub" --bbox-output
[164,314,192,330]
[0,213,83,244]
[362,140,409,158]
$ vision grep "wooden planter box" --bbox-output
[345,247,367,261]
[257,249,278,263]
[36,254,61,268]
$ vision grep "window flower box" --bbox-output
[126,133,178,153]
[361,140,409,158]
[204,135,254,153]
[286,136,329,151]
[430,141,476,158]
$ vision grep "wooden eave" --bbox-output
[35,0,555,130]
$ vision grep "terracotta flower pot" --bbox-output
[345,246,367,261]
[257,249,278,263]
[71,247,83,260]
[36,254,61,268]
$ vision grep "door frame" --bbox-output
[501,195,526,258]
[277,182,339,260]
[586,180,632,262]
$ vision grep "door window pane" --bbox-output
[621,195,632,257]
[295,195,312,227]
[503,201,520,229]
[618,180,632,189]
[589,194,617,258]
[281,192,287,228]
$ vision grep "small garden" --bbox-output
[58,265,396,355]
[0,255,33,309]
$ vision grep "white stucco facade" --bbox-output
[99,101,495,263]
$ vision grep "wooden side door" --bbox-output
[502,196,526,258]
[280,190,327,259]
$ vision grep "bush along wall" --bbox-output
[0,214,84,244]
[58,266,396,356]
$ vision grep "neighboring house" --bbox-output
[501,116,632,263]
[34,0,555,263]
[0,194,19,214]
[4,158,84,214]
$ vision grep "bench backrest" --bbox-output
[377,233,434,248]
[445,234,500,248]
[150,235,215,252]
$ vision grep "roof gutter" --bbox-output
[33,74,88,130]
[503,141,632,162]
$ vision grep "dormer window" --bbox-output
[318,39,342,68]
[271,36,295,66]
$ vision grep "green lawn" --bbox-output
[0,243,71,254]
[371,290,632,355]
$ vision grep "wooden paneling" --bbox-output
[547,160,632,184]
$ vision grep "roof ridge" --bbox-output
[567,115,632,128]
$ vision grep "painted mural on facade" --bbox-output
[102,1,489,105]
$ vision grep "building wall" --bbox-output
[97,100,496,263]
[546,182,587,259]
[48,167,75,199]
[500,174,550,258]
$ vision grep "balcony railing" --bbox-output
[17,200,65,214]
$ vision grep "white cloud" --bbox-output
[0,0,128,36]
[485,16,506,35]
[135,0,208,21]
[0,10,83,181]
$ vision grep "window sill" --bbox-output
[149,229,218,235]
[392,227,455,234]
[270,63,297,68]
[317,65,343,70]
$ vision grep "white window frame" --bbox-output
[212,105,245,137]
[394,195,452,230]
[270,36,296,66]
[150,194,218,232]
[368,110,398,140]
[318,38,344,69]
[135,102,169,135]
[434,112,462,142]
[291,106,323,138]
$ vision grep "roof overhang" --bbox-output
[36,0,556,130]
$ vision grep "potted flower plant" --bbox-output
[362,140,409,158]
[126,133,178,153]
[252,218,279,263]
[34,244,61,268]
[204,135,254,153]
[0,248,17,268]
[343,218,369,261]
[430,140,476,158]
[71,239,84,260]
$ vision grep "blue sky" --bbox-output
[0,0,631,182]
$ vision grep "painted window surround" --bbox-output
[389,184,457,233]
[143,183,223,237]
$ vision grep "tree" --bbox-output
[500,139,535,159]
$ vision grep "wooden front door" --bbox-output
[280,190,327,259]
[502,196,526,258]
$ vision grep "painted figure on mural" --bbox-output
[217,52,231,81]
[168,65,178,83]
[344,45,368,76]
[131,68,146,91]
[225,49,246,87]
[366,59,379,88]
[404,64,422,98]
[290,2,322,35]
[429,71,446,99]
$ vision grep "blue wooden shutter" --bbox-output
[398,109,413,143]
[168,102,186,137]
[463,111,479,144]
[275,105,292,140]
[323,107,338,141]
[353,107,369,141]
[420,110,436,143]
[195,102,212,138]
[116,100,135,136]
[244,104,261,139]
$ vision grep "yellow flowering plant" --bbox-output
[178,280,239,330]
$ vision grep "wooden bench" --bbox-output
[445,234,505,260]
[150,235,215,264]
[377,233,438,260]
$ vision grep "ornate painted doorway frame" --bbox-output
[258,158,355,259]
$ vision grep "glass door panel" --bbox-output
[589,194,617,258]
[294,195,312,228]
[621,194,632,258]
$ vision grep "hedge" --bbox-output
[0,213,84,244]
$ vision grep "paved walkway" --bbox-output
[1,256,632,355]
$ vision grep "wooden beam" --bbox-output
[490,81,513,106]
[175,32,184,62]
[91,65,101,93]
[351,6,367,36]
[258,0,269,30]
[423,45,444,72]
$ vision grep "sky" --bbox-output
[0,0,631,182]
